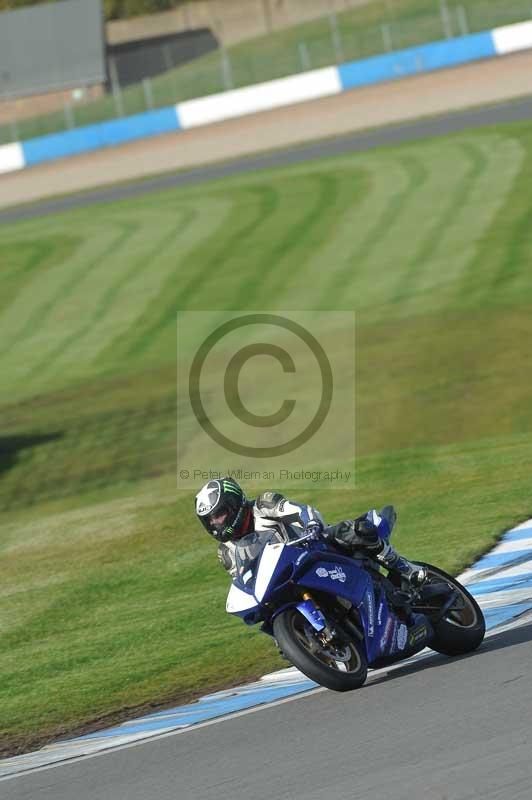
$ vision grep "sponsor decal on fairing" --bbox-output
[408,624,428,647]
[366,589,375,636]
[380,617,394,650]
[315,566,347,583]
[396,623,408,651]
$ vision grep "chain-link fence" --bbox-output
[1,0,532,145]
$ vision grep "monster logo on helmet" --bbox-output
[195,477,249,542]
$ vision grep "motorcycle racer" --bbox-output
[194,476,426,586]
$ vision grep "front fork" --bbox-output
[296,592,335,643]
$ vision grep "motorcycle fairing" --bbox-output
[298,559,428,663]
[254,542,304,602]
[226,583,260,622]
[297,557,371,606]
[358,583,405,662]
[227,539,435,662]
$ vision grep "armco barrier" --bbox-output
[1,20,532,177]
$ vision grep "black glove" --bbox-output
[325,517,383,554]
[217,544,234,571]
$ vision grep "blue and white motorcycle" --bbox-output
[226,527,485,691]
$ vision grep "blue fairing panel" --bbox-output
[297,558,370,605]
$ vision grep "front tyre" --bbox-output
[273,607,367,692]
[414,562,485,656]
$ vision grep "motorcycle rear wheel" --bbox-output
[273,607,367,692]
[413,562,485,656]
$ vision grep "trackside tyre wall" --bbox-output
[273,607,368,692]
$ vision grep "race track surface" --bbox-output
[2,94,532,226]
[4,620,532,800]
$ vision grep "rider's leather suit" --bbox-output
[217,493,422,584]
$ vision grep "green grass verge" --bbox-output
[1,0,530,145]
[2,117,532,750]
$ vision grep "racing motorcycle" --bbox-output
[226,528,485,691]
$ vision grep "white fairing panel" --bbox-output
[226,584,259,613]
[255,543,285,602]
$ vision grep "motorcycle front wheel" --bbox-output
[413,562,486,656]
[273,607,367,692]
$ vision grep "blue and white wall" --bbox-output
[1,20,532,177]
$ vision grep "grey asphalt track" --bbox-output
[4,622,532,800]
[1,94,532,226]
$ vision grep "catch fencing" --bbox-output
[1,0,532,146]
[2,19,532,176]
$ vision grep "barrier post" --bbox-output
[10,114,19,144]
[142,77,154,110]
[163,44,173,72]
[63,98,75,130]
[328,8,345,63]
[456,5,469,36]
[381,23,393,52]
[220,46,234,90]
[439,0,453,39]
[298,41,311,71]
[108,56,124,117]
[262,0,272,34]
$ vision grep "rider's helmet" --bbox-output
[195,477,250,542]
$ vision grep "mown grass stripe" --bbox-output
[228,171,339,309]
[347,139,473,313]
[34,207,197,383]
[322,154,429,308]
[423,137,525,308]
[96,196,234,371]
[326,142,462,313]
[125,183,281,358]
[391,140,487,306]
[454,134,531,306]
[0,221,138,365]
[490,145,532,293]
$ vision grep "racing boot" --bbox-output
[376,542,427,588]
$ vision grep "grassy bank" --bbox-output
[2,118,532,751]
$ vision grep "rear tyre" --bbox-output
[273,607,367,692]
[414,562,485,656]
